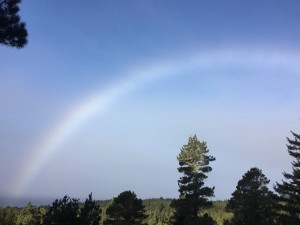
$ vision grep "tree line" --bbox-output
[1,129,300,225]
[0,199,232,225]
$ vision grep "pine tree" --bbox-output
[226,167,276,225]
[170,135,216,225]
[43,195,80,225]
[103,191,147,225]
[274,131,300,225]
[79,193,101,225]
[0,0,28,48]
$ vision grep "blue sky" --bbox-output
[1,0,300,204]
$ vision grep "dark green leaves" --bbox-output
[43,194,101,225]
[274,130,300,225]
[227,167,276,225]
[171,135,216,225]
[0,0,28,48]
[104,191,147,225]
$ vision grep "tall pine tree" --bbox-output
[170,135,216,225]
[274,131,300,225]
[0,0,27,48]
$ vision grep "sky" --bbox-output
[1,0,300,205]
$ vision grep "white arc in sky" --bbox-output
[12,47,300,196]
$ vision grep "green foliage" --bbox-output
[0,206,20,225]
[170,135,216,225]
[0,0,28,48]
[274,131,300,225]
[198,213,216,225]
[0,199,233,225]
[226,167,276,225]
[79,193,102,225]
[143,198,173,225]
[104,191,147,225]
[43,195,80,225]
[204,201,232,225]
[43,194,101,225]
[143,199,232,225]
[16,203,46,225]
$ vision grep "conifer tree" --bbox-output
[79,193,101,225]
[274,131,300,225]
[226,167,276,225]
[43,195,80,225]
[0,0,27,48]
[42,194,101,225]
[104,191,147,225]
[170,135,216,225]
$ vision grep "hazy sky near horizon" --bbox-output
[1,0,300,204]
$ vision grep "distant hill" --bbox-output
[0,196,53,207]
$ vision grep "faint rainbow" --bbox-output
[13,48,300,196]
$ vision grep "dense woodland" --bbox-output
[0,130,299,225]
[0,199,231,225]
